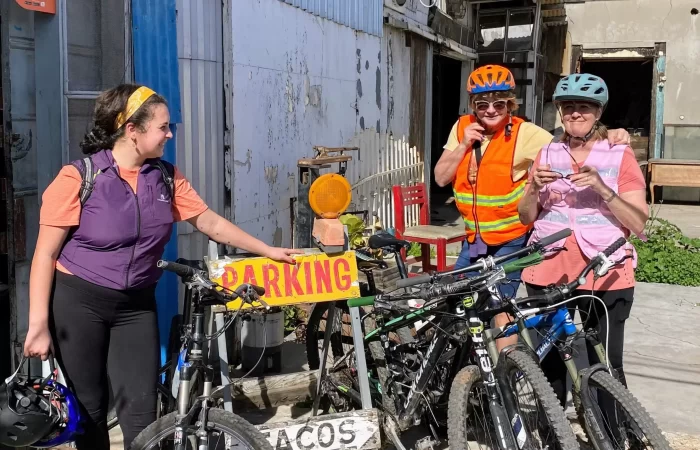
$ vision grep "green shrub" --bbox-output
[631,217,700,286]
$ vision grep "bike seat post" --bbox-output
[393,246,410,280]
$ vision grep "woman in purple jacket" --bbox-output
[22,84,300,449]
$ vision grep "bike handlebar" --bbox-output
[157,259,267,305]
[394,228,572,289]
[157,259,197,278]
[517,236,627,306]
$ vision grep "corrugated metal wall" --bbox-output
[175,0,225,261]
[279,0,383,36]
[132,0,182,363]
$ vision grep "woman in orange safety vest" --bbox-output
[434,65,630,349]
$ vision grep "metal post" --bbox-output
[350,306,372,409]
[311,303,337,416]
[215,311,234,413]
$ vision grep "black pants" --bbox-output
[525,283,634,407]
[50,271,159,450]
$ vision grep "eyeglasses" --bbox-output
[473,100,508,112]
[542,140,582,206]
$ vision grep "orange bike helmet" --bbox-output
[467,65,515,94]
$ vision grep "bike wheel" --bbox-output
[501,349,580,450]
[129,408,273,450]
[448,365,516,450]
[306,301,354,370]
[579,370,671,450]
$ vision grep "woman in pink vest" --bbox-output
[517,74,648,406]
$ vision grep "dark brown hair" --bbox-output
[79,84,168,155]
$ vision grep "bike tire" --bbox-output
[306,300,351,370]
[448,365,520,450]
[501,349,580,450]
[129,408,273,450]
[363,315,399,419]
[581,370,671,450]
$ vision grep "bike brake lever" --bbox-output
[594,253,616,278]
[485,267,506,289]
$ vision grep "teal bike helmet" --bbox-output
[553,74,609,109]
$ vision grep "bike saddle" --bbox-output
[175,258,207,271]
[358,259,388,270]
[368,233,410,251]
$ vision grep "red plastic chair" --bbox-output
[392,183,467,275]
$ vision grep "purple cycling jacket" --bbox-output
[57,149,174,290]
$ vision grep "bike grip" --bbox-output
[157,260,196,278]
[395,274,431,289]
[502,252,544,274]
[347,296,375,308]
[249,284,266,296]
[537,228,572,247]
[603,237,627,257]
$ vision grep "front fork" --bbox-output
[174,310,217,450]
[464,299,520,450]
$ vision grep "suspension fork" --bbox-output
[466,303,518,450]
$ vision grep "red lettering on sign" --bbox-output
[283,264,305,297]
[303,262,314,294]
[314,260,332,293]
[221,267,238,290]
[334,258,351,290]
[243,265,258,286]
[262,264,282,297]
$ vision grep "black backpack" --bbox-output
[73,157,175,207]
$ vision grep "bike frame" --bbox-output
[500,305,608,393]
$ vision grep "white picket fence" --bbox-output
[323,131,424,231]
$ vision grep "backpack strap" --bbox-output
[73,157,175,206]
[154,159,175,200]
[72,157,98,207]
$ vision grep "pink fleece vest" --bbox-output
[527,140,642,267]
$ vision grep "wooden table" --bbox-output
[647,158,700,204]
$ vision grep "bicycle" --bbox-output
[129,259,273,450]
[324,229,579,450]
[487,237,671,450]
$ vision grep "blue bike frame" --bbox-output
[501,306,578,362]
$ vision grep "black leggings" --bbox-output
[525,283,634,407]
[49,271,159,450]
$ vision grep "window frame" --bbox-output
[59,0,133,164]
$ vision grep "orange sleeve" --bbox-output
[171,166,209,222]
[39,165,83,227]
[617,147,646,194]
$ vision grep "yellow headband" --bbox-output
[115,86,156,129]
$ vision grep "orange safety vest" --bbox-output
[452,115,532,245]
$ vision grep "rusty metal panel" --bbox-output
[176,0,225,261]
[279,0,382,36]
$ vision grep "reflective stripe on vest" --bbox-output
[451,114,531,245]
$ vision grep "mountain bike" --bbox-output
[488,237,672,450]
[321,229,579,450]
[129,259,273,450]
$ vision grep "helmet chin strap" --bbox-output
[567,121,599,143]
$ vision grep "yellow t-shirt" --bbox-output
[443,120,554,182]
